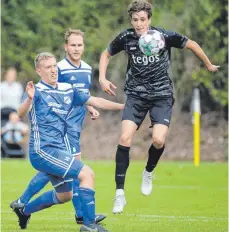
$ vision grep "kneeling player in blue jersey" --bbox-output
[10,29,105,225]
[12,52,124,232]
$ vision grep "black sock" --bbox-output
[145,144,164,172]
[115,144,130,189]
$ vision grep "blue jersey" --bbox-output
[58,58,92,132]
[26,81,90,154]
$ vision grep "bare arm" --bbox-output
[18,98,33,117]
[185,39,220,72]
[86,96,124,110]
[18,81,35,117]
[99,49,117,96]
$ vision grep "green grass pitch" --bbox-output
[1,159,228,232]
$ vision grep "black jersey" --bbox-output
[107,26,188,100]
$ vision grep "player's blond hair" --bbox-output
[64,28,85,43]
[34,52,55,68]
[127,0,152,19]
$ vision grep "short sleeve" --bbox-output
[73,88,90,106]
[107,31,126,56]
[163,29,188,49]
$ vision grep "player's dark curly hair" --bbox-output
[127,0,152,19]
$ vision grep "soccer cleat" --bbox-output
[80,223,109,232]
[10,199,24,209]
[75,214,106,224]
[76,216,84,224]
[12,206,31,229]
[141,169,153,196]
[112,193,127,214]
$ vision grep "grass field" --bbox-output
[1,159,228,232]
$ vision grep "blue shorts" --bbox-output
[48,174,73,193]
[29,147,84,191]
[33,172,73,193]
[64,132,81,156]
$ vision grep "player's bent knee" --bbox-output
[78,165,95,181]
[119,134,132,146]
[56,191,73,203]
[152,137,165,149]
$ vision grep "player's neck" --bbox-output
[67,57,81,67]
[41,80,57,89]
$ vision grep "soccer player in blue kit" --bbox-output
[10,29,106,224]
[12,52,124,232]
[99,0,220,214]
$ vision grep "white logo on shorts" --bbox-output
[64,156,70,161]
[164,119,170,123]
[87,201,95,205]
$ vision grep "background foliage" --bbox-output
[2,0,228,112]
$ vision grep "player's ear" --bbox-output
[35,67,41,77]
[64,43,67,52]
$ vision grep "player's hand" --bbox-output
[206,64,220,72]
[99,79,117,96]
[88,107,100,120]
[26,81,35,99]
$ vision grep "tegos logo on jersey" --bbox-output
[132,54,160,65]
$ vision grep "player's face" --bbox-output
[131,11,151,35]
[65,34,84,65]
[36,57,58,87]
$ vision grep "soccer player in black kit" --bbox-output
[99,0,220,214]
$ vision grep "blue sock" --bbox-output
[79,187,95,225]
[23,190,60,215]
[72,179,83,218]
[20,172,49,204]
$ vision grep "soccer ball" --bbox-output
[139,30,165,56]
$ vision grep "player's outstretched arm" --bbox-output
[86,96,124,110]
[185,39,220,72]
[18,81,35,117]
[99,49,117,96]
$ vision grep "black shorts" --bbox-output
[122,95,174,129]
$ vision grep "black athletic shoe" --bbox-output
[80,223,109,232]
[75,214,106,224]
[75,216,84,224]
[13,206,31,229]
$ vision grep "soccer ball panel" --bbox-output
[139,30,165,56]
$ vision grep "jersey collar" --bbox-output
[65,57,81,69]
[40,80,58,90]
